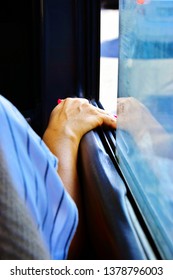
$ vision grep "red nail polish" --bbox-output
[57,99,62,104]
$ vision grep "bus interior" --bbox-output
[0,0,173,260]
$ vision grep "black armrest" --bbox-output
[79,129,147,260]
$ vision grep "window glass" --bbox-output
[99,3,119,114]
[117,0,173,259]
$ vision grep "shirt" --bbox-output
[0,95,78,259]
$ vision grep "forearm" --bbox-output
[43,130,78,197]
[42,129,85,259]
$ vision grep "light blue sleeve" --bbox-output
[0,95,78,259]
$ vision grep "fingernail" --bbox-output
[57,99,62,104]
[114,114,117,118]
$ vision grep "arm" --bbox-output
[42,98,116,259]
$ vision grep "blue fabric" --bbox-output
[0,95,78,259]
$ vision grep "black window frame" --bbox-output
[40,0,100,133]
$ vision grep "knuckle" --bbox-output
[96,115,104,126]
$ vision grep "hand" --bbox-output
[117,97,154,139]
[45,97,117,146]
[117,97,171,156]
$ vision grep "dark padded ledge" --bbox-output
[79,130,146,259]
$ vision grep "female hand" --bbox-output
[116,97,158,142]
[45,97,117,146]
[117,97,170,156]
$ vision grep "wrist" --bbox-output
[43,127,79,156]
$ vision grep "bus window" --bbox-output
[99,2,119,114]
[117,0,173,259]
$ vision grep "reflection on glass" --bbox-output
[117,0,173,259]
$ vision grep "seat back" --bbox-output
[0,149,50,260]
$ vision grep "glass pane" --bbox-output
[99,2,119,114]
[117,0,173,259]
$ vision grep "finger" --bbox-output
[57,99,63,104]
[101,113,117,129]
[97,109,117,122]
